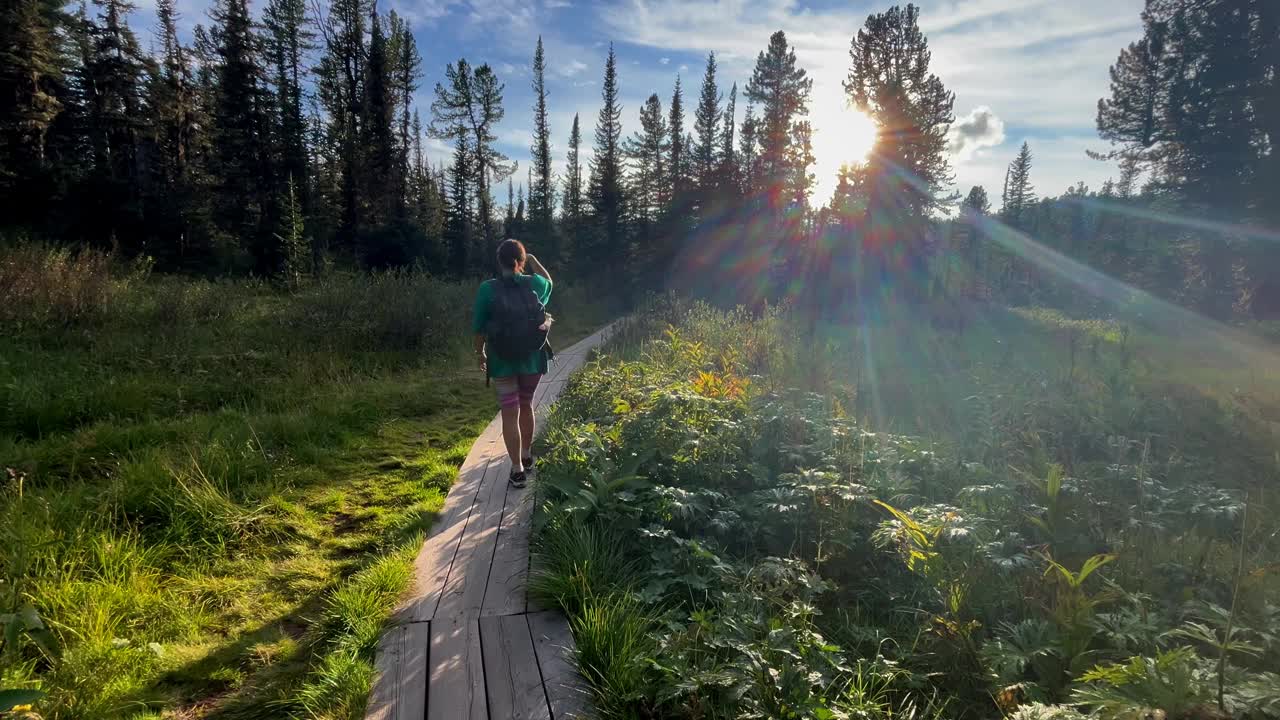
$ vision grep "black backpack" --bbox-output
[486,276,550,365]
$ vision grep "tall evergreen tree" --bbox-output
[264,0,312,209]
[1001,141,1035,226]
[359,9,397,236]
[444,134,472,275]
[0,0,64,220]
[146,0,207,265]
[388,12,419,210]
[587,44,626,271]
[744,31,813,215]
[314,0,365,251]
[562,111,584,258]
[738,102,758,194]
[845,3,955,217]
[83,0,150,250]
[529,36,555,255]
[625,93,668,225]
[667,75,686,199]
[717,82,738,193]
[693,53,721,191]
[211,0,277,270]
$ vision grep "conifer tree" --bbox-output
[444,133,472,275]
[1001,142,1035,226]
[738,102,758,194]
[693,53,721,190]
[562,111,584,258]
[314,0,365,251]
[84,0,150,249]
[529,36,555,255]
[667,75,686,199]
[388,12,419,209]
[846,3,955,217]
[359,10,397,235]
[264,0,313,210]
[962,185,990,215]
[211,0,277,270]
[587,45,626,271]
[744,31,812,215]
[0,0,64,217]
[717,82,738,193]
[625,93,668,225]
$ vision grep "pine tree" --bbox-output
[845,3,955,217]
[1001,142,1035,226]
[744,31,813,215]
[962,185,990,215]
[667,75,686,199]
[84,0,150,250]
[693,52,721,190]
[211,0,277,270]
[0,0,64,216]
[146,0,205,265]
[625,93,668,225]
[717,82,738,194]
[388,12,419,211]
[738,102,758,195]
[264,0,313,211]
[444,133,472,275]
[314,0,365,251]
[562,111,584,258]
[276,175,309,287]
[587,44,626,271]
[476,65,515,254]
[504,178,515,235]
[359,10,397,235]
[529,36,555,256]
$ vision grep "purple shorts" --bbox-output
[493,374,542,409]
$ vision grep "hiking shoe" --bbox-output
[522,456,536,474]
[509,469,528,489]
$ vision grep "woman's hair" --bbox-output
[497,238,526,271]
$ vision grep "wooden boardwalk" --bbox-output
[365,325,613,720]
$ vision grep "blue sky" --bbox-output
[139,0,1145,206]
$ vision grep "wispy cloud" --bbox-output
[659,57,670,65]
[558,59,589,77]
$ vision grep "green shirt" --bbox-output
[473,273,553,378]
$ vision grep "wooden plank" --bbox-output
[402,458,491,623]
[480,483,535,617]
[482,614,552,720]
[434,457,510,621]
[364,624,403,720]
[428,617,487,720]
[528,610,592,720]
[397,622,430,720]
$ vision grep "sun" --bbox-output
[810,99,879,203]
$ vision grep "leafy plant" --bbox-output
[1071,647,1218,720]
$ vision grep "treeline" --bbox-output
[1,0,1276,317]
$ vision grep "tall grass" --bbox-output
[0,243,615,718]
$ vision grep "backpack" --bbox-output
[485,276,549,364]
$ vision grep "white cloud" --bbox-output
[678,64,688,73]
[545,0,571,8]
[659,57,671,65]
[558,59,589,78]
[948,106,1006,161]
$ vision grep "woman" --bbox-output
[473,239,552,488]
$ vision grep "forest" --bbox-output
[1,0,1278,717]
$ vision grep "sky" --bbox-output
[136,0,1146,208]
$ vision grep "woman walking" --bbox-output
[473,239,553,488]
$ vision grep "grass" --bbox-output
[0,245,614,719]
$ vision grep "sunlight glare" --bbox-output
[810,99,878,203]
